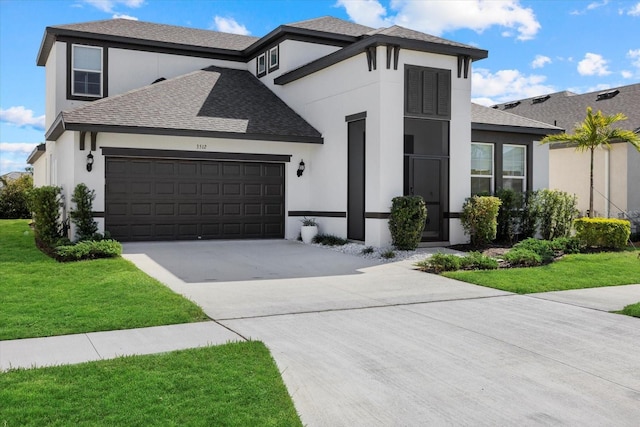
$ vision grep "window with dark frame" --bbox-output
[72,45,102,97]
[268,46,279,71]
[257,53,266,77]
[502,144,526,193]
[470,142,527,195]
[471,143,494,195]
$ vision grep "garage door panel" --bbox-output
[106,158,285,241]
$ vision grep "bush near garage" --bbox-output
[574,218,631,250]
[54,239,122,262]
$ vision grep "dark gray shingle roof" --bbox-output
[285,16,374,36]
[493,83,640,132]
[368,25,480,50]
[472,103,561,132]
[52,66,321,143]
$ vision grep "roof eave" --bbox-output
[26,143,46,164]
[471,122,563,135]
[244,25,359,57]
[275,33,488,85]
[62,123,324,144]
[45,113,66,141]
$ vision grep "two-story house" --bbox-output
[29,16,557,246]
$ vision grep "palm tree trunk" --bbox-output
[589,147,594,217]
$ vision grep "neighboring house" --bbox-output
[493,84,640,226]
[0,172,29,189]
[29,16,554,246]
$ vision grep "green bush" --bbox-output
[381,250,396,259]
[503,248,543,267]
[54,239,122,262]
[461,196,502,247]
[574,218,631,249]
[550,237,582,254]
[70,183,98,241]
[361,246,375,255]
[421,253,461,272]
[312,234,348,246]
[460,251,499,270]
[519,190,540,239]
[512,238,554,263]
[388,195,427,250]
[537,189,578,240]
[495,189,522,244]
[28,186,64,245]
[0,173,33,219]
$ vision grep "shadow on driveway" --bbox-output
[122,240,383,283]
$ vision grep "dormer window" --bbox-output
[72,45,103,97]
[596,89,619,101]
[257,53,266,77]
[268,46,279,72]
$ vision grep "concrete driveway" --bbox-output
[123,240,640,426]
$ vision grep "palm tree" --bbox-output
[541,107,640,217]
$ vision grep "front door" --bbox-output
[406,156,448,241]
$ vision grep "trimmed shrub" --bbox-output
[70,183,98,241]
[574,218,631,250]
[537,189,578,240]
[460,251,499,270]
[28,186,64,245]
[0,173,33,219]
[313,234,348,246]
[54,239,122,262]
[421,253,461,272]
[512,238,554,263]
[388,195,427,250]
[496,188,522,244]
[550,236,582,254]
[461,196,502,247]
[520,190,540,239]
[503,248,542,267]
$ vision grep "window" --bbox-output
[471,143,493,195]
[268,46,279,71]
[405,65,451,119]
[72,45,102,97]
[502,145,526,192]
[256,53,266,77]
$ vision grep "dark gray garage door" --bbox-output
[105,158,285,241]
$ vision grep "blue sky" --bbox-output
[1,0,639,175]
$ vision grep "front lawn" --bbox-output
[0,342,302,426]
[443,251,640,294]
[620,302,640,318]
[0,220,207,340]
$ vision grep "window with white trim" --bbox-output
[72,45,102,97]
[502,144,526,193]
[471,143,494,195]
[269,46,279,70]
[257,53,266,76]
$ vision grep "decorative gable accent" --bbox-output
[405,65,451,119]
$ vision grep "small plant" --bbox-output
[512,238,554,263]
[461,196,502,247]
[495,188,522,244]
[70,183,98,241]
[28,185,64,246]
[536,189,578,240]
[550,236,582,254]
[54,239,122,262]
[388,195,427,250]
[574,217,631,250]
[420,252,461,272]
[312,234,348,246]
[381,249,396,259]
[503,248,542,267]
[459,251,499,270]
[301,217,317,226]
[361,246,375,255]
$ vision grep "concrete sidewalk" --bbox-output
[0,322,243,371]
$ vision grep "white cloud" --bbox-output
[628,48,640,68]
[628,2,640,16]
[0,106,45,130]
[337,0,541,40]
[577,53,611,76]
[471,68,555,105]
[0,142,39,153]
[112,13,138,20]
[571,0,609,15]
[212,16,251,35]
[621,70,633,78]
[335,0,390,28]
[82,0,144,13]
[531,55,551,69]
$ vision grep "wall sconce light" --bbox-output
[297,159,305,177]
[86,152,94,172]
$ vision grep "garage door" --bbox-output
[105,158,285,241]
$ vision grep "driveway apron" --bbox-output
[123,241,640,426]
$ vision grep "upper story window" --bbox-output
[471,143,494,195]
[268,46,279,71]
[257,53,266,77]
[405,65,451,120]
[72,45,103,97]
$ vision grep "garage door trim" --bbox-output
[101,147,292,163]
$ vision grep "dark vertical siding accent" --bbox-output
[422,70,437,116]
[405,65,451,120]
[348,119,366,241]
[406,67,421,114]
[437,71,451,117]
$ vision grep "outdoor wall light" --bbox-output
[297,159,305,177]
[86,152,94,172]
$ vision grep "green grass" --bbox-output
[0,342,302,426]
[1,220,208,340]
[443,251,640,294]
[619,302,640,318]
